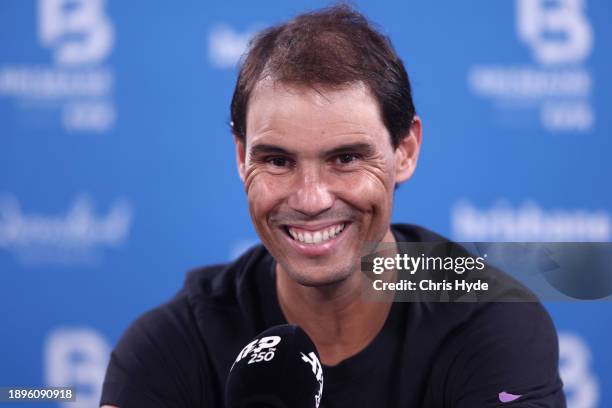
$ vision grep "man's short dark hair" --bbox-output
[230,4,416,149]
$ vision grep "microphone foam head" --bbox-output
[225,324,324,408]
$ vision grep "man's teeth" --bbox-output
[288,224,345,244]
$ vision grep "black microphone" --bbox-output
[225,324,324,408]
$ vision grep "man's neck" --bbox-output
[275,229,396,366]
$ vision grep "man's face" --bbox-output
[236,81,420,287]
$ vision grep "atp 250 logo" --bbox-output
[234,336,281,365]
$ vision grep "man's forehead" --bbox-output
[249,78,370,102]
[245,80,388,148]
[247,80,379,120]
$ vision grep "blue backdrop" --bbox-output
[1,1,610,407]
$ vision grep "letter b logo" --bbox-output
[517,0,593,65]
[39,0,114,66]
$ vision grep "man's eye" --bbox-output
[335,153,359,164]
[268,157,290,167]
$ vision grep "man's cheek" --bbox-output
[244,167,289,194]
[246,174,286,217]
[243,166,261,194]
[333,170,390,209]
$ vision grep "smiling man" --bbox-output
[101,5,565,407]
[237,79,419,367]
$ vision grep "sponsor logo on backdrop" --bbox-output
[208,24,259,68]
[45,327,110,408]
[0,194,132,265]
[559,332,599,408]
[0,0,116,132]
[452,200,610,241]
[468,0,594,132]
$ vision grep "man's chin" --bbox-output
[281,262,357,288]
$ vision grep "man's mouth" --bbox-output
[285,223,347,244]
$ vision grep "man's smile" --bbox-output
[281,222,352,257]
[286,222,346,244]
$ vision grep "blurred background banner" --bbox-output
[0,1,610,407]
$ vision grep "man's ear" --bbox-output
[394,116,422,184]
[234,134,246,182]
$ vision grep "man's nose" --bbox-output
[287,166,334,217]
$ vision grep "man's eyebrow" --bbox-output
[248,142,377,158]
[249,144,295,157]
[324,142,376,157]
